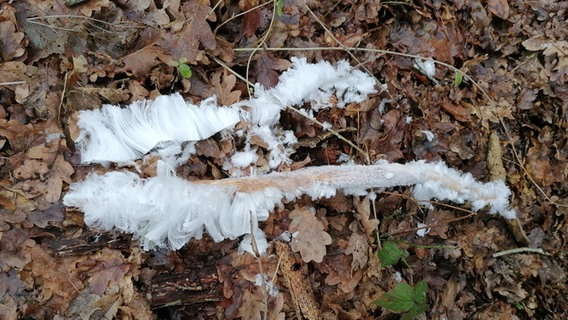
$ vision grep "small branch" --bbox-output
[492,247,550,258]
[0,81,26,86]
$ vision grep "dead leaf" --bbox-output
[487,0,510,19]
[522,38,568,57]
[11,138,73,203]
[88,249,131,295]
[159,0,217,61]
[240,1,261,38]
[45,154,74,203]
[27,203,65,228]
[117,45,170,77]
[0,20,25,61]
[345,221,369,271]
[353,196,379,240]
[237,288,264,320]
[29,244,85,311]
[254,52,291,88]
[441,99,471,122]
[211,70,242,106]
[0,296,17,320]
[486,131,507,180]
[424,210,454,239]
[289,206,332,263]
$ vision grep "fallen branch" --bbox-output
[63,160,516,255]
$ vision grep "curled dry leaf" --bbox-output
[289,206,332,263]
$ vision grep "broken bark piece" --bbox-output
[274,240,320,320]
[148,266,221,308]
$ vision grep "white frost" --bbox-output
[240,57,377,125]
[63,161,517,255]
[76,93,240,163]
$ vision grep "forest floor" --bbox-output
[0,0,566,319]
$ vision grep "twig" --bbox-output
[492,247,551,258]
[0,81,26,86]
[58,72,70,129]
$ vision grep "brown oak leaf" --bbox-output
[211,70,242,106]
[289,206,332,263]
[159,0,217,62]
[345,221,369,271]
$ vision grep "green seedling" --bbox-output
[276,0,284,16]
[174,57,193,79]
[454,70,464,87]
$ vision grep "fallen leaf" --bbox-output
[522,38,568,57]
[345,221,369,271]
[237,288,264,320]
[254,52,291,88]
[0,20,25,62]
[29,244,85,311]
[487,0,510,19]
[424,210,454,239]
[240,1,261,38]
[289,206,332,263]
[159,0,217,61]
[441,100,470,122]
[88,249,131,295]
[211,70,242,106]
[353,196,379,240]
[117,45,170,77]
[45,154,74,203]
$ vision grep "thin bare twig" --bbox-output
[0,81,26,86]
[492,247,551,258]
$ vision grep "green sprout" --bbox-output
[174,57,192,79]
[276,0,284,16]
[454,70,464,87]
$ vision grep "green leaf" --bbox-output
[178,63,192,79]
[454,70,463,87]
[377,241,409,267]
[178,57,188,64]
[401,304,427,320]
[413,280,428,304]
[276,0,284,16]
[375,283,415,312]
[375,281,429,320]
